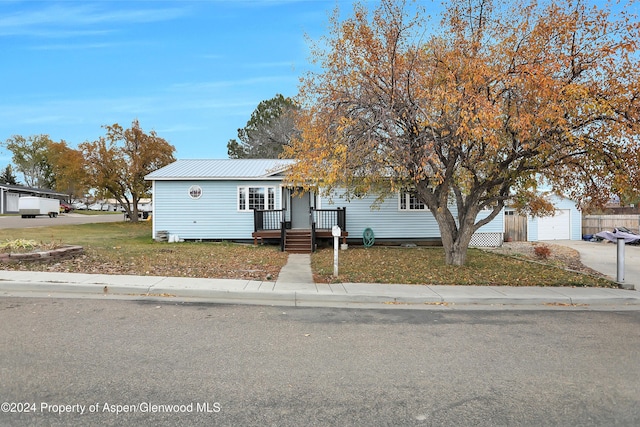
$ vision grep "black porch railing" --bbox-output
[253,207,346,252]
[311,207,346,252]
[311,207,346,231]
[253,209,285,232]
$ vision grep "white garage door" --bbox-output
[538,209,571,240]
[6,193,19,212]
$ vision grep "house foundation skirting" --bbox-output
[469,232,503,247]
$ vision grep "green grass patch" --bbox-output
[311,246,614,287]
[72,210,122,215]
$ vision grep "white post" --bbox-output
[617,238,625,284]
[332,225,341,277]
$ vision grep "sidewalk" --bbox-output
[1,253,639,309]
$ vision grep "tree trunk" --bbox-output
[129,196,140,223]
[433,209,476,266]
[130,205,139,223]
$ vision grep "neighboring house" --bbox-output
[504,195,582,242]
[145,159,505,252]
[0,183,69,214]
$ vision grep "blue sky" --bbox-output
[1,0,633,174]
[0,0,358,169]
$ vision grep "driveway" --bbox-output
[551,240,640,289]
[0,213,126,229]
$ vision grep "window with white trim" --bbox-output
[399,190,427,211]
[238,186,275,211]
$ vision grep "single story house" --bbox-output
[145,159,506,252]
[504,195,582,242]
[0,183,69,214]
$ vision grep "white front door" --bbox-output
[290,192,311,229]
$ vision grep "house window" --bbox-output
[399,190,427,211]
[188,185,202,199]
[238,186,275,211]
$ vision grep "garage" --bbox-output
[538,209,571,240]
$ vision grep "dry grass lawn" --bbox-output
[0,221,614,287]
[311,245,614,287]
[0,222,288,281]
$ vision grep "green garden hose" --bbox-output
[363,227,375,248]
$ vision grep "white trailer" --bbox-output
[19,196,60,218]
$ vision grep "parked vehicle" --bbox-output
[60,202,73,213]
[138,202,153,212]
[72,202,87,210]
[19,196,60,218]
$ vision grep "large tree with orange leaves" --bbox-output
[284,0,640,265]
[80,120,175,222]
[47,140,90,199]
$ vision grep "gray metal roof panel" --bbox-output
[145,159,295,180]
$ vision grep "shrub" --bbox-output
[533,244,552,260]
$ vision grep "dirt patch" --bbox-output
[482,242,606,278]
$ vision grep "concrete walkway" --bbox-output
[274,253,315,291]
[1,249,639,309]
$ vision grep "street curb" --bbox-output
[0,281,149,296]
[1,281,639,308]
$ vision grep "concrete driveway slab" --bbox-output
[549,240,640,288]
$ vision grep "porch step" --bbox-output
[285,230,313,253]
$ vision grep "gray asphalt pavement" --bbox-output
[0,213,124,229]
[1,299,639,426]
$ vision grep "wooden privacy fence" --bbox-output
[582,215,640,236]
[504,212,528,241]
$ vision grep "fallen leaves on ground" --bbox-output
[311,246,614,287]
[1,222,288,281]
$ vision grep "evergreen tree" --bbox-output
[0,164,18,185]
[227,94,299,159]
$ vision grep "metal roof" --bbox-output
[0,183,69,197]
[145,159,296,180]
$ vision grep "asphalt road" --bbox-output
[0,299,638,426]
[0,213,125,229]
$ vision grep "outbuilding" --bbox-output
[0,183,69,215]
[504,194,582,242]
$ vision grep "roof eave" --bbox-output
[145,176,286,181]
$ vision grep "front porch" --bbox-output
[252,207,348,253]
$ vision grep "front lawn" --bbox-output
[0,221,288,281]
[311,246,614,287]
[0,221,614,286]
